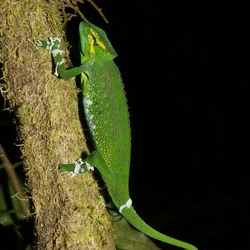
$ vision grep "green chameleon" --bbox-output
[35,21,198,250]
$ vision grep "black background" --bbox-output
[1,1,250,250]
[101,2,250,250]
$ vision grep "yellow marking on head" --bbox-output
[88,28,107,55]
[87,33,95,55]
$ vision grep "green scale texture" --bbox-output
[81,53,132,208]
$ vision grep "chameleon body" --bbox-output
[35,21,198,250]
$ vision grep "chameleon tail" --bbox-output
[121,206,198,250]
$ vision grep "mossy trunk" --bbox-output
[0,0,115,249]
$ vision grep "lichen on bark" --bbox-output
[0,0,115,249]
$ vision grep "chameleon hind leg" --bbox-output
[60,151,114,207]
[60,157,94,175]
[59,150,106,175]
[60,150,112,180]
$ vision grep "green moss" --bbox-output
[0,1,115,249]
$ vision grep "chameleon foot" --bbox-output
[60,158,94,175]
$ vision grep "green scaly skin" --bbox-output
[35,21,198,250]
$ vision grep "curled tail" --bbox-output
[121,205,198,250]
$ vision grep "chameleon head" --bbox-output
[79,21,118,58]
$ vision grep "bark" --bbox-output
[0,0,115,249]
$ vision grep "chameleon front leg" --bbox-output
[35,37,84,79]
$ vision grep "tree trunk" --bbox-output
[0,0,115,249]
